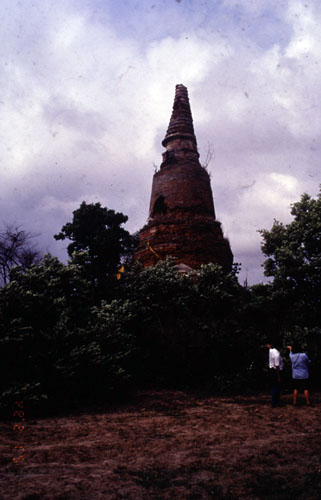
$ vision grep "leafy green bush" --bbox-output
[0,254,134,414]
[112,259,249,388]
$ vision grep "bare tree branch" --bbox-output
[0,225,41,285]
[202,143,215,171]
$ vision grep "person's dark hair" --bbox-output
[267,341,281,349]
[291,343,299,354]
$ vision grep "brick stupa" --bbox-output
[134,84,233,271]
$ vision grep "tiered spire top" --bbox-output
[162,84,197,148]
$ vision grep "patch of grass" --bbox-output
[248,471,319,499]
[130,468,175,489]
[122,465,231,498]
[304,469,321,491]
[189,483,233,499]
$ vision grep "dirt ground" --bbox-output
[1,390,321,499]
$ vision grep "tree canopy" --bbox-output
[54,202,137,300]
[259,189,321,328]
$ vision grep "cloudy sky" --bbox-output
[1,0,320,284]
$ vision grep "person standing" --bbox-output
[287,345,311,406]
[266,343,283,407]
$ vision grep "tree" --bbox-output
[0,254,91,408]
[0,225,41,286]
[113,259,247,387]
[259,189,321,328]
[54,202,137,300]
[0,253,133,411]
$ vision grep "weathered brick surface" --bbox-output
[134,84,233,271]
[149,163,215,218]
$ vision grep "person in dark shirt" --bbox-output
[287,345,311,406]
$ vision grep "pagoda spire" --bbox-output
[162,84,197,147]
[133,84,233,272]
[161,84,199,166]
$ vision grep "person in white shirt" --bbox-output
[266,343,283,407]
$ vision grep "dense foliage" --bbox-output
[0,253,134,413]
[259,190,321,328]
[1,192,321,415]
[117,260,248,387]
[54,201,137,301]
